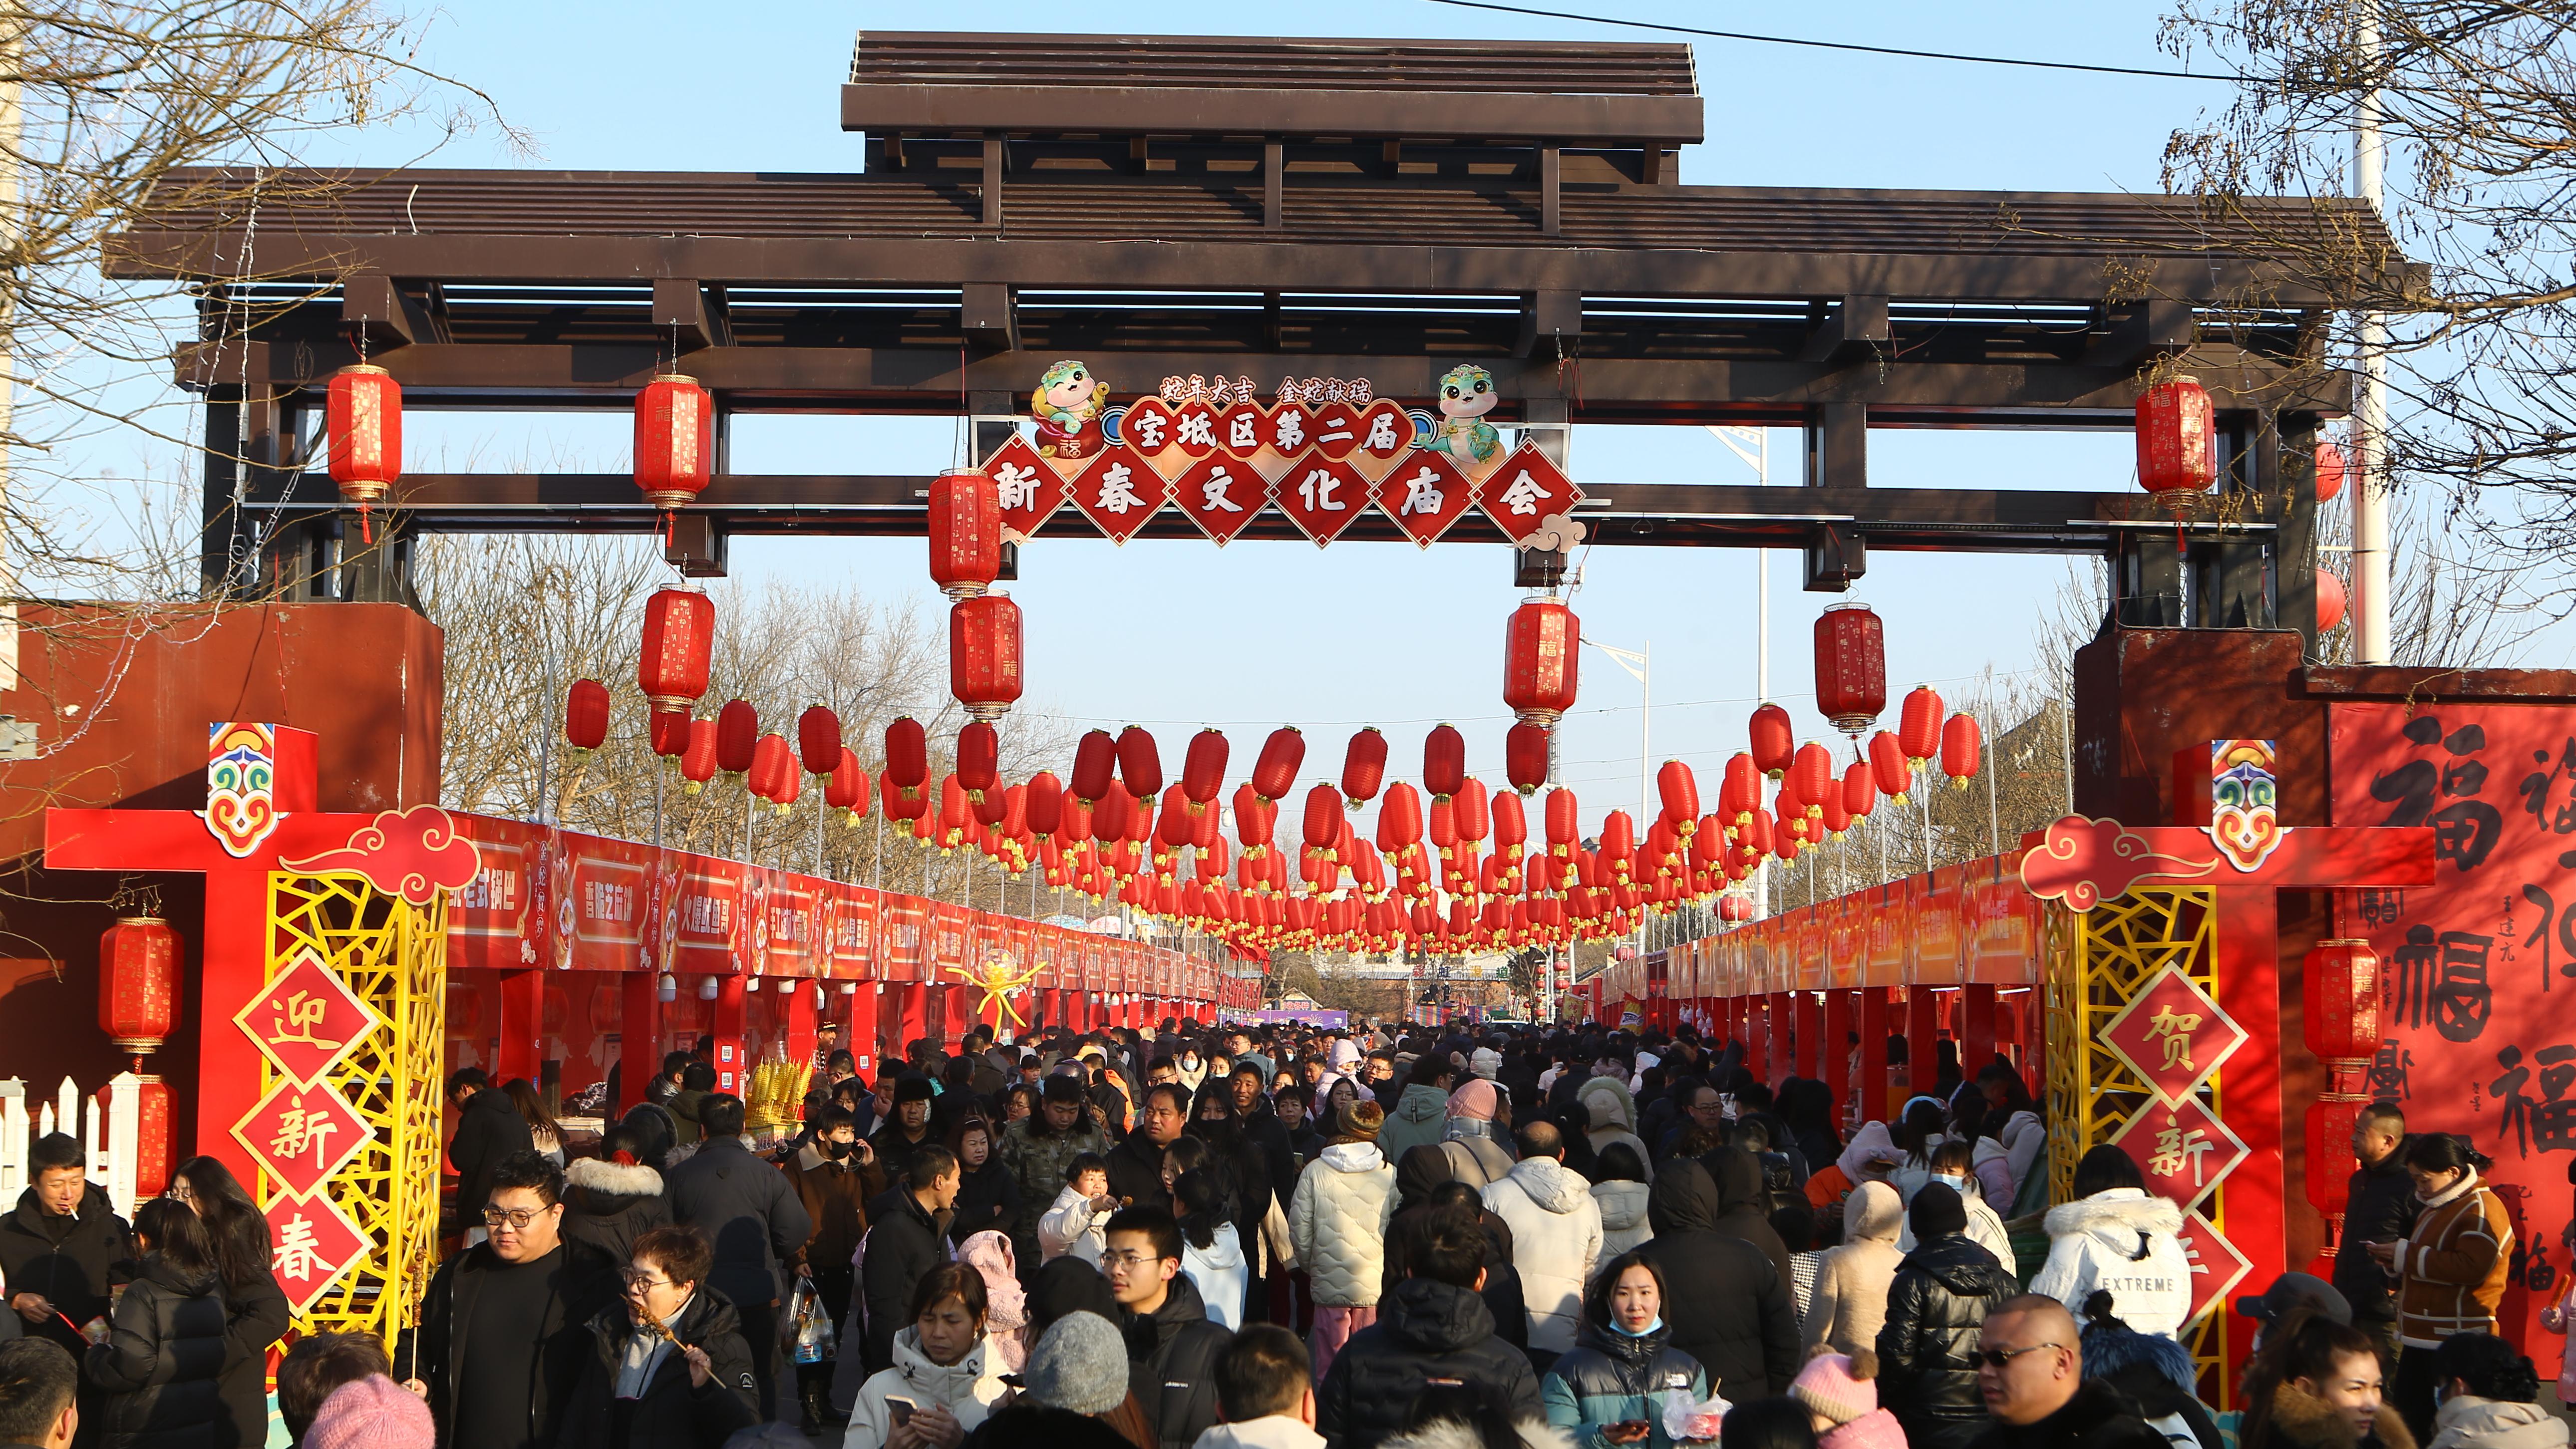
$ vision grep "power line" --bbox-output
[1421,0,2246,82]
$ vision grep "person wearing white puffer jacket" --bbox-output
[1287,1097,1398,1381]
[1481,1121,1605,1368]
[1575,1076,1653,1184]
[2029,1145,2195,1339]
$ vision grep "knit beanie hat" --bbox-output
[305,1375,435,1449]
[1446,1079,1501,1123]
[1909,1179,1968,1239]
[1330,1098,1385,1145]
[1792,1349,1880,1427]
[1023,1310,1132,1415]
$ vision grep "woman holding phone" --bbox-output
[846,1264,1013,1449]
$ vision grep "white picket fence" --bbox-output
[0,1074,148,1213]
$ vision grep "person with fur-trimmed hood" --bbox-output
[2078,1291,2224,1449]
[560,1127,675,1267]
[1576,1077,1654,1185]
[2239,1309,2416,1449]
[2029,1149,2192,1340]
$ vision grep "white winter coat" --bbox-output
[843,1326,1012,1449]
[1288,1142,1398,1308]
[1038,1183,1112,1265]
[1592,1179,1653,1256]
[1577,1077,1654,1182]
[1994,1110,2044,1204]
[2029,1187,2194,1337]
[1896,1174,2016,1277]
[1183,1220,1248,1331]
[1482,1157,1605,1355]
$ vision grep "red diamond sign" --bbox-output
[2107,1095,2251,1212]
[984,434,1067,539]
[1172,454,1271,545]
[233,951,382,1087]
[2175,1209,2253,1328]
[233,1079,375,1200]
[1118,397,1180,458]
[1217,401,1268,459]
[2099,965,2247,1106]
[1307,400,1370,460]
[1276,458,1371,547]
[1067,446,1170,544]
[1375,452,1476,547]
[265,1190,371,1314]
[1352,399,1414,475]
[1477,442,1584,543]
[1169,400,1221,460]
[1262,403,1316,463]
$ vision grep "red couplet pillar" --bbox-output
[784,979,818,1076]
[1907,988,1940,1107]
[710,975,747,1095]
[1823,989,1854,1120]
[1859,989,1890,1127]
[496,970,544,1085]
[1767,991,1793,1085]
[1741,997,1765,1074]
[618,973,663,1115]
[896,983,928,1061]
[1962,984,1997,1078]
[1794,992,1822,1080]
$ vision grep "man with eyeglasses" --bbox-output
[1966,1296,2166,1449]
[403,1150,615,1449]
[1101,1205,1232,1449]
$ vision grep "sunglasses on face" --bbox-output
[1973,1343,2064,1370]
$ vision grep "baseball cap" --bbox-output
[2235,1271,2351,1325]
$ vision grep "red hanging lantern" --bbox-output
[1070,729,1117,805]
[1492,791,1528,856]
[748,733,795,804]
[99,917,179,1057]
[2303,939,2384,1062]
[634,373,714,507]
[1252,727,1305,803]
[2315,440,2347,503]
[882,772,928,823]
[1843,760,1878,821]
[1025,772,1065,836]
[1454,779,1492,844]
[957,721,1000,799]
[1749,703,1794,779]
[649,709,692,759]
[1341,728,1389,808]
[1503,599,1581,726]
[681,718,718,793]
[1719,753,1761,826]
[1940,713,1981,789]
[326,363,403,508]
[102,1075,175,1200]
[1424,724,1466,800]
[827,749,871,824]
[2136,376,2217,495]
[638,588,715,713]
[564,679,610,753]
[885,717,929,796]
[1813,602,1888,735]
[796,705,842,777]
[1898,686,1944,766]
[1302,784,1344,860]
[929,467,1001,599]
[1092,781,1133,844]
[1118,726,1164,799]
[2317,569,2348,634]
[1718,895,1750,924]
[1791,742,1835,818]
[1868,730,1912,803]
[950,594,1024,722]
[1182,729,1229,808]
[2305,1097,2368,1217]
[715,700,759,777]
[1656,760,1699,829]
[1505,722,1550,796]
[1377,782,1424,852]
[1545,786,1580,854]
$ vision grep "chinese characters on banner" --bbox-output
[231,952,385,1312]
[2332,702,2576,1342]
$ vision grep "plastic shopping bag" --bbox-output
[786,1280,837,1364]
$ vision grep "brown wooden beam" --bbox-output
[961,283,1018,350]
[2082,298,2196,370]
[649,279,729,352]
[837,84,1705,147]
[1264,140,1283,232]
[1799,295,1889,365]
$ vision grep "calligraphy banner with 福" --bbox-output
[2331,701,2576,1347]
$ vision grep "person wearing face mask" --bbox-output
[1540,1253,1708,1449]
[2373,1135,2511,1446]
[2240,1310,2414,1449]
[558,1226,759,1449]
[786,1108,883,1434]
[1897,1141,2015,1275]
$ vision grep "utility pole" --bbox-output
[2353,0,2392,663]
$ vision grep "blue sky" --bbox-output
[122,2,2480,815]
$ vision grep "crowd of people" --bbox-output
[0,1018,2566,1449]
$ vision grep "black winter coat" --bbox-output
[2335,1141,2418,1327]
[858,1184,952,1373]
[449,1088,536,1229]
[207,1213,290,1449]
[1121,1271,1233,1449]
[1631,1162,1799,1401]
[556,1284,760,1449]
[1103,1130,1174,1213]
[947,1160,1022,1248]
[1966,1380,2174,1449]
[1878,1231,2021,1433]
[1316,1276,1542,1449]
[406,1239,617,1449]
[1696,1148,1796,1286]
[1543,1318,1708,1438]
[0,1183,133,1363]
[85,1255,229,1449]
[660,1137,812,1321]
[560,1159,673,1268]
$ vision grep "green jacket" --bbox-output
[997,1116,1110,1218]
[1541,1320,1709,1449]
[1379,1083,1450,1162]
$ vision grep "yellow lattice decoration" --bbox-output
[2042,887,2237,1405]
[260,871,446,1343]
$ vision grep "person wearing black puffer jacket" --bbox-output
[560,1132,673,1267]
[1879,1182,2021,1449]
[85,1199,228,1449]
[1103,1208,1233,1449]
[859,1148,960,1374]
[1318,1210,1542,1449]
[1631,1159,1798,1402]
[557,1225,758,1449]
[447,1069,535,1236]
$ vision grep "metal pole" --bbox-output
[1985,725,2001,859]
[2353,0,2392,664]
